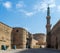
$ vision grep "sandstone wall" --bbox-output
[51,25,60,50]
[0,22,12,49]
[11,28,28,49]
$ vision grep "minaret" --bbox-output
[46,5,51,48]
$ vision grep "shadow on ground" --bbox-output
[16,48,60,53]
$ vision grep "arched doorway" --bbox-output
[26,38,30,48]
[56,37,58,49]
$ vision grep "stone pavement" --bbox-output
[0,48,60,53]
[17,48,60,53]
[0,49,26,53]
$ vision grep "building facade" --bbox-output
[46,6,51,48]
[0,22,12,49]
[46,6,60,50]
[51,20,60,49]
[11,27,28,49]
[0,22,32,50]
[0,22,46,50]
[33,33,46,48]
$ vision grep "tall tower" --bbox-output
[46,5,51,48]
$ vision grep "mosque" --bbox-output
[46,6,60,50]
[0,5,60,50]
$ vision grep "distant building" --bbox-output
[33,33,46,48]
[46,6,60,50]
[30,37,38,48]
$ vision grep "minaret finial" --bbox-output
[47,4,50,16]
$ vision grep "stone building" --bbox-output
[33,33,46,48]
[11,27,28,49]
[0,22,33,50]
[31,38,38,48]
[26,32,33,48]
[51,20,60,49]
[0,22,12,49]
[46,6,51,48]
[46,6,60,50]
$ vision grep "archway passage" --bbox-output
[56,37,58,49]
[26,38,30,48]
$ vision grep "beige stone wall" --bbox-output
[33,33,46,45]
[51,21,60,50]
[52,32,60,49]
[11,28,28,49]
[30,38,38,48]
[0,22,12,49]
[0,22,32,49]
[0,22,44,49]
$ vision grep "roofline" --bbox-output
[51,20,60,32]
[13,27,28,32]
[33,33,45,35]
[0,22,12,28]
[52,20,60,30]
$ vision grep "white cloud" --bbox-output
[33,0,56,12]
[2,0,57,16]
[25,12,35,16]
[16,3,23,8]
[18,0,56,16]
[16,1,25,9]
[16,1,36,16]
[33,2,47,12]
[3,1,12,9]
[57,5,60,12]
[44,0,55,4]
[16,0,57,16]
[49,3,56,8]
[19,9,35,16]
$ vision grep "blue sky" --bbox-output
[0,0,60,34]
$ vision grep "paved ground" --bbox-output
[17,48,60,53]
[0,48,60,53]
[0,49,26,53]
